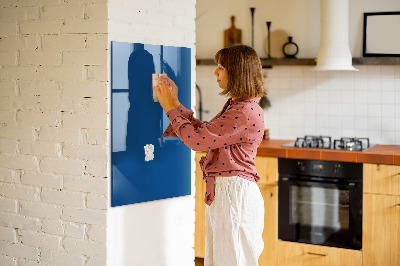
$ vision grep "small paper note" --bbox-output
[144,144,154,162]
[152,73,167,102]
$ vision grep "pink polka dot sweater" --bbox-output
[162,97,265,205]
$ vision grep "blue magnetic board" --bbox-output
[111,41,191,207]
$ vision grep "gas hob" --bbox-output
[282,135,375,151]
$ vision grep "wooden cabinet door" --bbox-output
[364,164,400,196]
[194,152,207,258]
[276,241,362,266]
[259,185,278,266]
[255,156,278,186]
[363,193,400,266]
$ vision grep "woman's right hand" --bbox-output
[161,76,180,108]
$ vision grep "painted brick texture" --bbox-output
[0,0,108,265]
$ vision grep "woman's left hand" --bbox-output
[153,79,175,113]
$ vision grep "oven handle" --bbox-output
[280,177,357,189]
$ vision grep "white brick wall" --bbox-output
[0,0,108,265]
[0,226,17,243]
[1,0,198,264]
[64,222,85,239]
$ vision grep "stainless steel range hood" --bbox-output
[314,0,358,71]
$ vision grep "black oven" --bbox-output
[278,158,363,250]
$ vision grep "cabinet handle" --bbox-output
[397,204,400,207]
[307,252,328,256]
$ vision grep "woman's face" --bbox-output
[214,64,228,89]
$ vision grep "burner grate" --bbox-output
[333,137,370,151]
[295,135,332,149]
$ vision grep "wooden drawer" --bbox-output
[364,164,400,196]
[276,241,362,266]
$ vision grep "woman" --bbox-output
[154,44,266,266]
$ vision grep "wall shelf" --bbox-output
[352,57,400,65]
[196,57,400,67]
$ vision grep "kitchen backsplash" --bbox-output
[196,65,400,145]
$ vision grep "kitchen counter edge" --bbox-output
[196,140,400,165]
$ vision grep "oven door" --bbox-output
[278,176,362,250]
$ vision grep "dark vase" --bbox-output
[282,36,299,58]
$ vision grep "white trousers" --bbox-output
[205,176,265,266]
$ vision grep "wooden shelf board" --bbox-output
[196,57,400,67]
[352,57,400,65]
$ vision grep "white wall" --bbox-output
[196,0,319,59]
[266,65,400,144]
[197,64,400,145]
[0,0,108,265]
[107,1,196,266]
[196,0,400,145]
[196,0,400,58]
[264,65,400,144]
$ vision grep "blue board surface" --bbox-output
[111,41,191,207]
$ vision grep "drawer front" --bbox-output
[277,241,362,266]
[364,164,400,196]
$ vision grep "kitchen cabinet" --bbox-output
[363,193,400,266]
[363,163,400,196]
[195,152,207,258]
[195,156,400,265]
[258,184,278,266]
[194,154,279,266]
[256,156,278,266]
[276,241,362,266]
[363,163,400,266]
[254,156,278,186]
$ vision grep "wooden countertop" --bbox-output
[256,139,400,165]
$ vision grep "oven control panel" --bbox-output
[281,158,362,180]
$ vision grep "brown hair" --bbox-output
[214,44,266,99]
